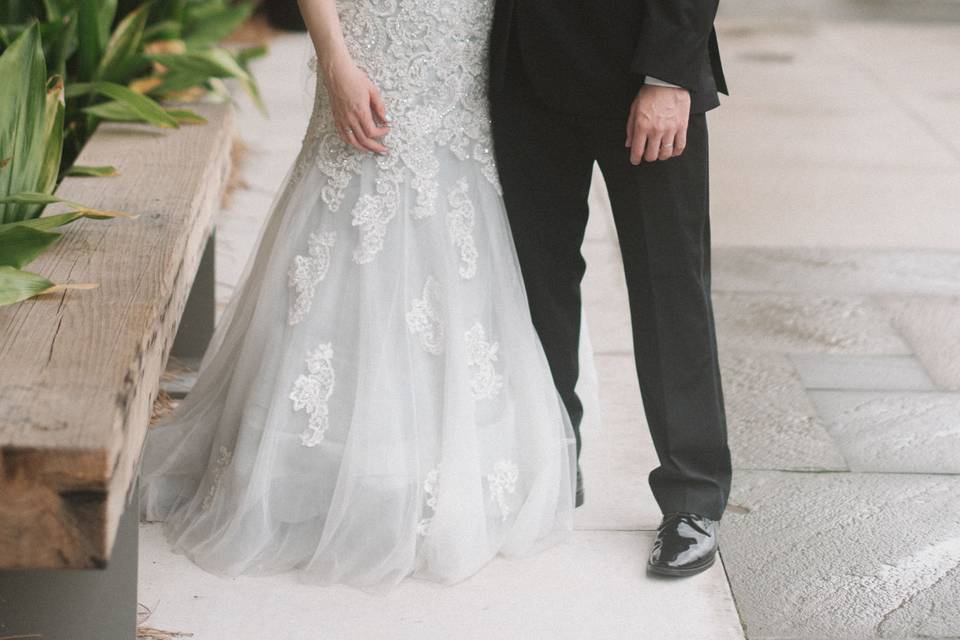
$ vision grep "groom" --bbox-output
[489,0,732,577]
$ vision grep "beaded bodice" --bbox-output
[296,0,501,225]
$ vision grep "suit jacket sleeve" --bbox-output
[631,0,719,91]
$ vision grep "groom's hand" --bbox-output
[626,85,692,165]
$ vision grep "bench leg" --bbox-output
[171,231,216,360]
[0,482,140,639]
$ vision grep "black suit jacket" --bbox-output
[490,0,728,117]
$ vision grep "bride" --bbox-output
[138,0,578,589]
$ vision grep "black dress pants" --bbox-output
[490,60,732,520]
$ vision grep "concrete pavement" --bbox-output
[709,4,960,638]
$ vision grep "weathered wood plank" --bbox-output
[0,102,234,569]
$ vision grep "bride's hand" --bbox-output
[321,53,390,154]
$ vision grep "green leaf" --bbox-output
[65,165,119,177]
[0,191,114,216]
[147,47,245,78]
[234,45,267,115]
[97,2,151,83]
[36,77,65,200]
[148,68,208,94]
[41,11,79,80]
[0,191,76,207]
[0,224,61,268]
[76,0,117,81]
[0,4,44,23]
[0,192,135,221]
[0,191,87,210]
[157,0,188,23]
[82,100,145,121]
[236,44,267,66]
[3,211,85,230]
[148,47,264,112]
[68,81,179,128]
[182,2,252,49]
[83,99,203,125]
[0,24,48,224]
[166,108,206,124]
[143,19,181,42]
[0,210,111,231]
[0,265,56,305]
[41,0,74,21]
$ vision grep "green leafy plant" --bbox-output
[0,1,265,305]
[0,24,62,224]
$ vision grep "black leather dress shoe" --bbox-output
[647,512,718,577]
[575,466,584,507]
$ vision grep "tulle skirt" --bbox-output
[138,142,580,591]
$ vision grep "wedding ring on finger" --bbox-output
[661,142,674,149]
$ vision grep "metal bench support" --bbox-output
[0,481,140,640]
[171,231,216,360]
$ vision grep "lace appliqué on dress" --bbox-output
[298,0,503,263]
[352,192,399,264]
[486,460,519,522]
[290,343,336,447]
[448,178,478,279]
[407,276,445,355]
[465,322,503,400]
[288,230,336,325]
[417,465,441,536]
[201,445,233,511]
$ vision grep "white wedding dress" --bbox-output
[138,0,578,590]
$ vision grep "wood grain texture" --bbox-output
[0,102,234,569]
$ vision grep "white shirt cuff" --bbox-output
[644,76,681,88]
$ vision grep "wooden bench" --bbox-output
[0,102,234,639]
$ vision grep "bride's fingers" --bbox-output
[338,119,366,153]
[358,111,389,147]
[349,115,387,155]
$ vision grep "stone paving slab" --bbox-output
[712,105,959,171]
[714,292,912,355]
[710,164,960,250]
[876,562,960,640]
[881,296,960,391]
[825,23,960,156]
[720,351,847,471]
[709,19,960,252]
[721,470,960,640]
[810,390,960,474]
[140,525,744,640]
[719,1,960,22]
[715,20,896,116]
[790,353,936,391]
[713,248,960,297]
